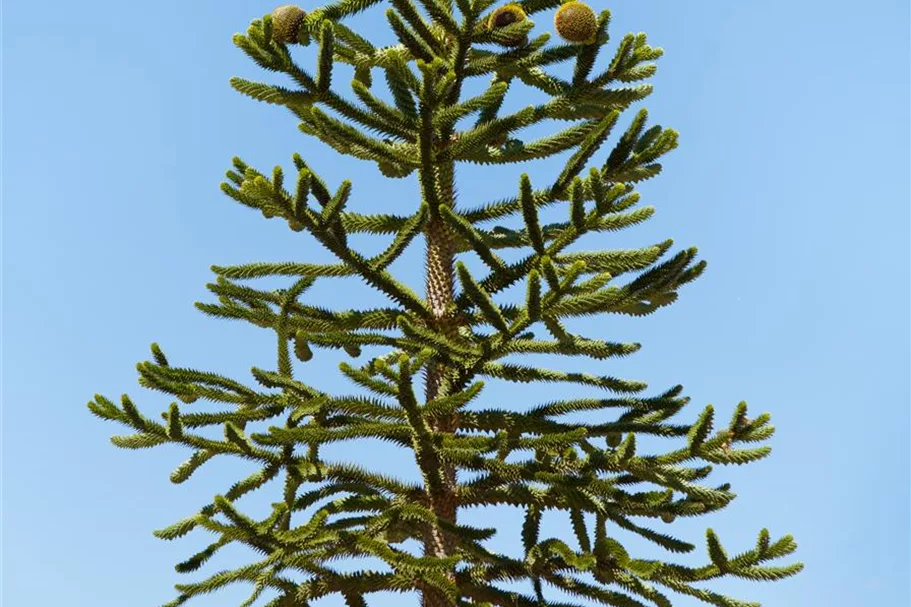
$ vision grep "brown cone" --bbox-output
[272,5,306,43]
[488,5,528,46]
[554,1,598,45]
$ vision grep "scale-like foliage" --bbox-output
[89,2,802,606]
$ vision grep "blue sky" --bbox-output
[2,0,909,606]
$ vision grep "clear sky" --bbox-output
[2,0,909,606]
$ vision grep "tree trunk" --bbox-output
[421,174,459,606]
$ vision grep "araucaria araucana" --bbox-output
[88,1,803,605]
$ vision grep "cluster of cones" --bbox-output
[271,1,601,47]
[488,1,599,46]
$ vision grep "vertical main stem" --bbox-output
[424,212,456,399]
[421,160,459,607]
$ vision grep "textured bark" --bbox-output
[421,168,459,607]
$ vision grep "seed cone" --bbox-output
[488,4,529,46]
[271,5,306,44]
[489,4,527,28]
[554,1,598,45]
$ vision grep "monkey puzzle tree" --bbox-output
[87,1,803,605]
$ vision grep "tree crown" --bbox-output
[88,1,802,605]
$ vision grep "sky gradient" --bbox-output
[3,0,909,605]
